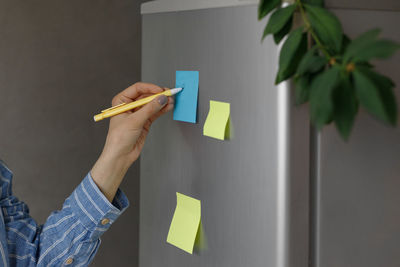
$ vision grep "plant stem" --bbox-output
[296,0,331,59]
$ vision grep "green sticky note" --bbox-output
[203,100,231,140]
[167,193,201,254]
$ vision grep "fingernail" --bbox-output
[157,95,168,106]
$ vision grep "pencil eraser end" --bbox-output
[94,114,103,122]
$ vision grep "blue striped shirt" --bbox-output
[0,159,129,266]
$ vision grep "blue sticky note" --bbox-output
[173,71,199,123]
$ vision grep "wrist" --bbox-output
[100,148,132,171]
[91,152,130,202]
[102,132,136,167]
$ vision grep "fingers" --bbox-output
[129,95,169,127]
[148,97,174,123]
[112,82,164,106]
[131,93,156,112]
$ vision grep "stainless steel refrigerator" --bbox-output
[139,1,400,267]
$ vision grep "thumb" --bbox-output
[130,95,168,126]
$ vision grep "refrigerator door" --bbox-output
[140,2,309,267]
[312,8,400,267]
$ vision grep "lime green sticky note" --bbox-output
[203,100,231,140]
[167,193,201,254]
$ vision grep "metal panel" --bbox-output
[141,0,258,14]
[141,0,400,14]
[314,9,400,267]
[140,5,309,267]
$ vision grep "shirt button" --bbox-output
[101,218,110,225]
[65,258,74,265]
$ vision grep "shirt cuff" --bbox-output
[68,172,129,240]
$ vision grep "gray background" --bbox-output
[0,0,399,267]
[0,1,143,266]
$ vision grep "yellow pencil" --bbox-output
[93,87,182,122]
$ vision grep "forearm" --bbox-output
[90,152,130,202]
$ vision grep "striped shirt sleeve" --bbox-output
[68,172,129,240]
[2,170,129,267]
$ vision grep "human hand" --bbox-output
[91,82,173,201]
[101,82,174,167]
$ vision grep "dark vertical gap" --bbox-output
[309,125,320,267]
[137,2,144,266]
[137,158,141,267]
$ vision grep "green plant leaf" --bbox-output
[343,29,381,62]
[304,4,343,53]
[258,0,281,20]
[273,16,293,44]
[340,34,351,54]
[302,0,324,7]
[353,68,397,125]
[333,75,358,140]
[262,4,296,40]
[357,62,374,68]
[295,75,311,105]
[310,67,340,129]
[352,40,400,63]
[296,46,327,76]
[276,27,307,84]
[372,75,398,126]
[357,66,397,125]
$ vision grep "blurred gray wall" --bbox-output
[0,1,143,266]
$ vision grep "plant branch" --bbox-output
[296,0,331,59]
